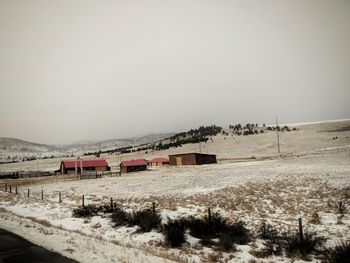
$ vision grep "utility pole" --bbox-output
[80,158,83,179]
[198,130,202,153]
[75,158,77,175]
[276,116,280,154]
[118,153,121,176]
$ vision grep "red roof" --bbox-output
[149,157,169,163]
[120,159,148,167]
[62,159,108,169]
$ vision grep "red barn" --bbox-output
[120,159,148,173]
[60,159,109,174]
[148,157,169,166]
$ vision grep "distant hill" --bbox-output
[4,119,347,164]
[0,138,60,153]
[0,133,174,163]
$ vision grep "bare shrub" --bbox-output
[283,231,325,257]
[217,232,237,252]
[72,204,99,218]
[111,207,161,232]
[111,206,133,227]
[72,203,114,218]
[227,221,251,245]
[133,209,161,232]
[324,241,350,263]
[163,219,186,247]
[178,213,250,250]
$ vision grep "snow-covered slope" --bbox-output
[0,138,63,162]
[0,133,174,163]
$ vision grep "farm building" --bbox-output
[120,159,148,173]
[60,159,110,174]
[169,153,217,166]
[148,157,169,166]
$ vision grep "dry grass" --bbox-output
[107,174,348,233]
[26,217,52,227]
[310,211,321,224]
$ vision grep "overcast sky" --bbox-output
[0,0,349,144]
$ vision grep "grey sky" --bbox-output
[1,0,349,144]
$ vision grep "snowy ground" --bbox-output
[0,120,349,262]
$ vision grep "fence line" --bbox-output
[1,183,118,208]
[0,170,119,180]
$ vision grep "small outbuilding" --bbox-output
[148,157,169,166]
[120,159,148,173]
[60,159,110,174]
[169,153,217,166]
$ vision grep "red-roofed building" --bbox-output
[148,157,169,166]
[120,159,148,173]
[60,159,110,174]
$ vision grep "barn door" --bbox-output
[175,157,182,166]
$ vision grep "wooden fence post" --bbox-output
[5,183,7,192]
[15,186,18,195]
[27,189,30,198]
[110,197,113,212]
[152,202,156,216]
[339,201,344,213]
[208,208,211,224]
[59,192,62,203]
[82,195,85,208]
[41,190,43,200]
[9,185,12,193]
[298,218,304,242]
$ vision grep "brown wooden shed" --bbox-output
[168,153,217,166]
[120,159,148,173]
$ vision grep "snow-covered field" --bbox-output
[0,120,349,262]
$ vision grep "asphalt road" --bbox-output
[0,229,78,263]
